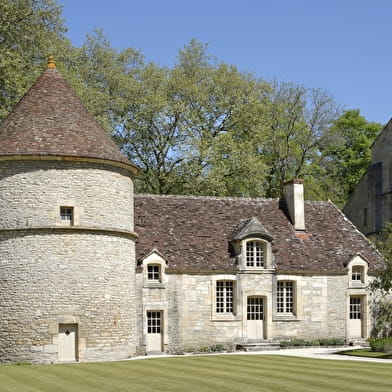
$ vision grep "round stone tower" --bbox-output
[0,57,139,363]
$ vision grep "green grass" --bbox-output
[340,348,392,359]
[1,355,392,392]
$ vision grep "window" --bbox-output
[246,240,264,267]
[60,206,73,225]
[277,281,294,314]
[247,297,264,320]
[147,265,161,281]
[352,266,363,282]
[216,281,234,313]
[350,297,361,320]
[147,311,161,333]
[363,208,368,227]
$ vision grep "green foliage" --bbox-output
[0,3,379,202]
[262,81,341,197]
[319,110,382,207]
[369,337,392,353]
[371,298,392,338]
[318,337,346,346]
[0,0,69,120]
[280,338,345,347]
[372,223,392,293]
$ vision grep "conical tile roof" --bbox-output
[0,61,137,173]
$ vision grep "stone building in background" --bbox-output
[344,120,392,242]
[0,59,384,363]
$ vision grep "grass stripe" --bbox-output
[1,355,392,392]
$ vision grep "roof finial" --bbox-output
[47,54,56,69]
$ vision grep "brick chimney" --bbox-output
[283,179,306,232]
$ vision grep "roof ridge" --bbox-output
[134,193,280,202]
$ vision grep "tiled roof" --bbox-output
[0,67,136,171]
[134,194,384,273]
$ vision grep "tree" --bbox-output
[370,223,392,337]
[115,39,271,195]
[372,223,392,293]
[261,81,341,198]
[319,110,382,206]
[61,29,144,134]
[0,0,69,120]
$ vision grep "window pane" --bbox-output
[352,266,362,281]
[216,281,234,313]
[246,241,264,267]
[148,265,160,281]
[247,297,264,320]
[350,297,361,319]
[147,311,161,333]
[277,281,293,314]
[60,207,73,222]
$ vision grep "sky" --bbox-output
[59,0,391,124]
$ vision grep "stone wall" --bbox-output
[138,270,356,353]
[344,120,392,239]
[0,159,137,363]
[0,160,134,233]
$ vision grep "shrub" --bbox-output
[280,338,345,347]
[318,338,345,346]
[369,337,392,353]
[210,344,224,352]
[280,338,311,347]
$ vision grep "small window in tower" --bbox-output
[363,208,368,227]
[60,207,73,226]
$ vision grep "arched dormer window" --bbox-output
[246,239,265,267]
[229,217,274,270]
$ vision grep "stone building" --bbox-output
[343,119,392,242]
[0,60,384,363]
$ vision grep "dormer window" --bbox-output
[147,265,161,282]
[352,266,364,283]
[229,217,274,271]
[246,240,264,267]
[141,250,167,288]
[347,255,368,287]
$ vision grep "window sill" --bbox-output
[211,314,241,322]
[349,283,367,289]
[143,282,166,289]
[273,314,299,322]
[238,268,275,274]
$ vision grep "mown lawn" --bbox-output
[0,354,391,392]
[340,348,392,359]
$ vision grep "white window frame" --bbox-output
[349,297,362,320]
[241,238,271,270]
[347,256,368,288]
[60,206,73,226]
[351,266,363,283]
[142,251,166,288]
[216,281,234,314]
[147,264,161,282]
[247,296,264,320]
[276,281,295,315]
[147,311,162,333]
[211,275,238,320]
[246,240,264,267]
